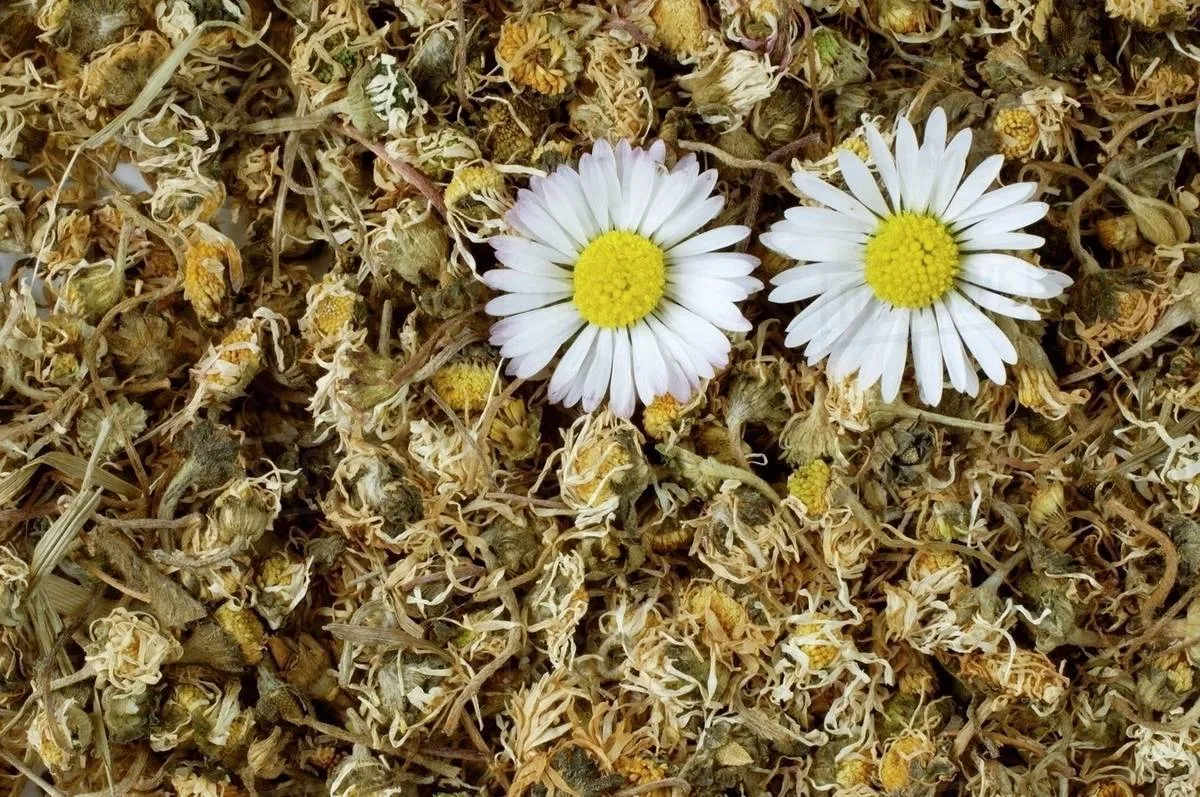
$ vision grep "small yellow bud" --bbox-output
[994,107,1039,159]
[787,460,831,516]
[879,730,934,793]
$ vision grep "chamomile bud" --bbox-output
[214,602,266,666]
[85,608,182,697]
[993,106,1040,159]
[28,696,92,773]
[365,201,448,288]
[786,460,831,516]
[300,274,363,347]
[1096,215,1141,252]
[0,546,29,627]
[79,31,169,107]
[559,412,649,526]
[254,551,312,630]
[75,397,149,461]
[878,730,935,794]
[59,257,124,320]
[650,0,712,59]
[183,222,240,324]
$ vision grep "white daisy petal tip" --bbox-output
[481,139,757,417]
[766,106,1072,407]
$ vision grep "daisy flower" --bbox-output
[482,140,762,418]
[762,107,1073,406]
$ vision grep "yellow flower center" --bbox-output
[572,230,666,328]
[863,212,959,309]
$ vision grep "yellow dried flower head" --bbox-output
[787,460,831,515]
[1137,63,1196,103]
[445,164,509,217]
[80,31,170,107]
[879,730,935,793]
[560,414,648,523]
[254,551,311,630]
[906,548,965,584]
[570,438,631,508]
[642,394,682,440]
[1028,482,1066,528]
[76,396,148,461]
[838,135,871,161]
[793,615,841,671]
[1083,779,1135,797]
[483,101,539,164]
[215,602,266,666]
[686,583,749,637]
[495,14,581,96]
[651,0,711,58]
[615,756,669,795]
[835,754,872,787]
[212,324,258,372]
[993,107,1039,159]
[1096,215,1141,252]
[1152,650,1195,694]
[301,275,362,345]
[183,223,240,324]
[431,360,499,411]
[110,316,171,377]
[60,258,125,321]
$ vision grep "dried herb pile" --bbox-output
[1,0,1200,794]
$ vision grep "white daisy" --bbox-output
[482,140,762,418]
[762,107,1073,406]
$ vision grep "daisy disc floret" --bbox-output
[483,140,762,418]
[762,108,1073,406]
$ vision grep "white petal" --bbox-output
[511,313,582,378]
[499,304,582,359]
[910,307,943,406]
[942,155,1004,221]
[781,279,864,346]
[959,232,1044,252]
[828,300,887,380]
[529,178,588,248]
[958,253,1062,299]
[653,172,720,248]
[549,325,599,404]
[669,252,760,279]
[515,188,587,252]
[838,151,889,217]
[491,235,575,267]
[879,307,912,401]
[630,322,668,403]
[791,171,879,225]
[945,290,1012,384]
[667,225,750,258]
[619,150,658,231]
[645,314,711,386]
[761,232,866,264]
[801,283,876,360]
[950,183,1038,229]
[482,268,570,294]
[581,329,616,412]
[638,170,698,240]
[657,301,731,367]
[856,306,906,392]
[864,124,901,211]
[770,268,863,304]
[932,299,976,395]
[922,108,947,157]
[485,292,571,316]
[578,144,618,231]
[782,205,875,236]
[539,172,599,243]
[609,328,636,418]
[668,290,751,333]
[929,129,973,218]
[958,202,1048,244]
[956,282,1041,320]
[667,274,756,304]
[895,117,924,211]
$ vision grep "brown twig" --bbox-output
[330,122,447,216]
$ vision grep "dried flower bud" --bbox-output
[1010,329,1087,420]
[559,412,649,526]
[569,34,653,143]
[878,730,935,794]
[642,394,683,441]
[80,31,169,107]
[28,696,92,773]
[270,633,341,703]
[101,687,155,743]
[906,549,968,591]
[444,163,510,224]
[1083,779,1136,797]
[345,53,427,135]
[681,47,780,131]
[214,602,266,666]
[300,274,364,347]
[365,201,448,287]
[254,551,311,630]
[958,649,1069,712]
[110,313,175,379]
[796,28,869,92]
[877,0,938,37]
[1136,649,1196,711]
[836,755,873,787]
[750,81,807,149]
[59,258,124,320]
[0,546,29,627]
[1103,176,1190,247]
[86,608,182,697]
[1096,215,1141,251]
[1028,482,1066,529]
[183,222,241,324]
[495,13,581,97]
[75,397,149,461]
[786,460,831,516]
[650,0,712,59]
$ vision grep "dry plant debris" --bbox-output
[0,0,1199,795]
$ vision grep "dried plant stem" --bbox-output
[677,141,804,199]
[330,122,447,215]
[1107,500,1178,629]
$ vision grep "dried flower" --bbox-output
[495,14,582,96]
[786,459,831,515]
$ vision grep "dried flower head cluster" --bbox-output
[0,0,1198,794]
